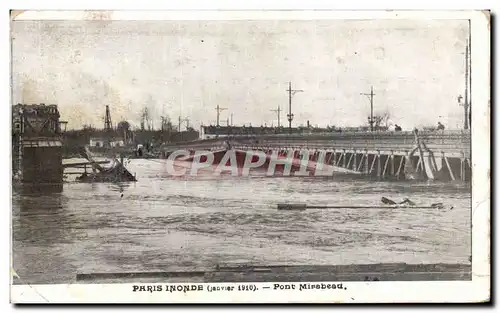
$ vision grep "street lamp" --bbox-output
[367,116,374,131]
[287,112,294,129]
[457,94,469,130]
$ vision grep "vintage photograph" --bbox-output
[10,10,489,303]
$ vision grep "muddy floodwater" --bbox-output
[12,159,471,284]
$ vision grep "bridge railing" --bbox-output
[232,142,469,158]
[245,130,470,141]
[162,130,471,157]
[199,129,470,140]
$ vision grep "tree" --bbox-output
[140,107,153,131]
[117,120,132,143]
[372,111,391,128]
[82,124,95,131]
[160,116,175,132]
[117,120,131,132]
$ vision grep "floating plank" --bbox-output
[75,263,471,283]
[277,204,446,211]
[63,161,110,168]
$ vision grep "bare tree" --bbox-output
[160,116,175,132]
[372,110,391,128]
[140,107,151,131]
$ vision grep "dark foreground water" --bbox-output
[12,159,471,284]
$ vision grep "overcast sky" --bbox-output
[12,19,469,130]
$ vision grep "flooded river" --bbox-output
[12,159,471,284]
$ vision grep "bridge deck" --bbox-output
[164,130,471,159]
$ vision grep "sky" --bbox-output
[11,19,469,130]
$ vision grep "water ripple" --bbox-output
[12,159,472,284]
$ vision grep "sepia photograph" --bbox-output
[9,10,490,303]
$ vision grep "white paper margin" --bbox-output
[8,9,490,304]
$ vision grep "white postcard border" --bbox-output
[9,9,490,303]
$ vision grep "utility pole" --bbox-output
[141,107,150,131]
[463,38,470,130]
[467,25,472,128]
[459,35,472,130]
[361,86,375,131]
[178,116,190,131]
[160,116,165,143]
[215,105,227,127]
[286,82,303,132]
[270,105,282,128]
[230,113,233,126]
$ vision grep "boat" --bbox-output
[67,146,137,183]
[76,159,137,183]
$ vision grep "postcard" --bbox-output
[10,10,490,303]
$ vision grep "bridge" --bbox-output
[12,103,65,190]
[162,130,471,181]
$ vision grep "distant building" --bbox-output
[89,137,124,148]
[199,124,390,139]
[200,125,323,139]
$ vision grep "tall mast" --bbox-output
[104,105,112,131]
[270,105,282,128]
[286,82,303,132]
[215,105,227,127]
[464,38,469,130]
[468,22,472,129]
[361,86,375,131]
